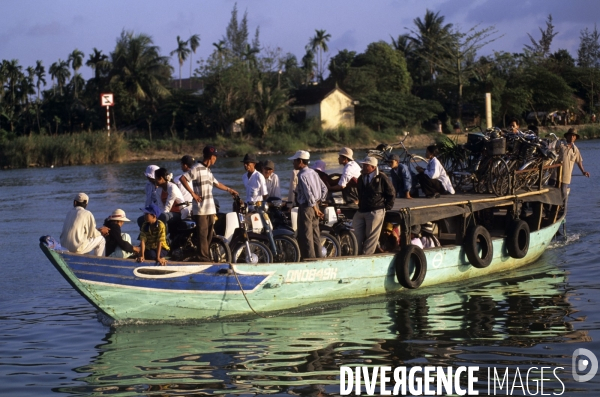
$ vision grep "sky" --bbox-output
[2,0,600,84]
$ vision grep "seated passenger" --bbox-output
[416,145,455,198]
[60,192,106,256]
[103,209,140,258]
[388,154,413,199]
[377,222,400,253]
[154,167,188,230]
[138,204,169,266]
[420,222,441,248]
[410,224,424,248]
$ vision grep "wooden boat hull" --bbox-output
[40,218,562,322]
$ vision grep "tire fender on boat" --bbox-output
[464,224,493,268]
[506,219,530,259]
[395,244,427,289]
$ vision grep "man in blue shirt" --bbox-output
[388,154,412,199]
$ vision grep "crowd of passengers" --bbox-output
[60,125,588,265]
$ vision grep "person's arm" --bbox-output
[181,172,202,203]
[575,151,590,177]
[400,165,412,198]
[156,223,167,266]
[383,175,396,211]
[163,184,178,212]
[110,225,135,253]
[214,181,238,196]
[272,174,281,198]
[137,240,146,263]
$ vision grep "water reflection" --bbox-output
[56,263,592,396]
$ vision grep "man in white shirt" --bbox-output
[261,160,281,199]
[154,168,188,232]
[60,192,106,256]
[327,147,361,205]
[241,153,268,204]
[176,155,195,207]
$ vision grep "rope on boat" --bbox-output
[230,264,268,318]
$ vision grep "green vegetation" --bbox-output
[2,7,600,169]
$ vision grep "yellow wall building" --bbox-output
[293,86,356,129]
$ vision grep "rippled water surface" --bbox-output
[1,143,600,395]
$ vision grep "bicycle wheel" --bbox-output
[337,229,358,256]
[407,155,428,175]
[490,158,511,197]
[320,231,341,258]
[272,235,301,263]
[232,241,273,263]
[209,237,232,263]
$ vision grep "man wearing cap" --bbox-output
[261,160,281,199]
[327,147,361,205]
[557,128,590,213]
[180,146,239,262]
[388,154,413,199]
[60,193,106,256]
[103,209,140,258]
[289,150,328,259]
[241,154,268,204]
[354,157,395,255]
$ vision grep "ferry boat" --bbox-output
[39,187,564,322]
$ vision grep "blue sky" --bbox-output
[2,0,599,83]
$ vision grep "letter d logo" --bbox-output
[572,348,598,382]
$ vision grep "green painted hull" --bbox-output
[41,219,562,322]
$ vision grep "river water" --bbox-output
[1,142,600,396]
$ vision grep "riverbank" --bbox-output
[2,124,599,169]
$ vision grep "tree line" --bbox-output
[1,6,600,145]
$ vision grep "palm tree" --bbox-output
[68,49,85,97]
[409,9,454,83]
[247,80,291,137]
[301,50,316,85]
[50,59,71,96]
[110,30,172,119]
[34,60,46,101]
[0,60,9,104]
[170,35,190,88]
[5,59,23,104]
[86,48,110,81]
[308,29,331,82]
[188,34,200,87]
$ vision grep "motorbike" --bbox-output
[248,198,301,262]
[213,195,273,263]
[168,217,232,263]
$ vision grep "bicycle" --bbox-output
[367,131,429,175]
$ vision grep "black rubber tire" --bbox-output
[506,220,530,259]
[320,231,341,257]
[232,241,273,263]
[338,230,358,256]
[272,235,301,263]
[464,224,493,268]
[395,244,427,289]
[209,237,232,263]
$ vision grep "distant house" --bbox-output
[170,78,204,95]
[292,84,356,129]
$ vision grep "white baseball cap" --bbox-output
[288,150,310,160]
[144,165,160,178]
[359,156,378,167]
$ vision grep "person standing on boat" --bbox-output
[261,160,281,200]
[558,129,590,213]
[354,157,395,255]
[180,146,239,263]
[241,154,268,205]
[388,154,413,199]
[289,150,328,259]
[154,167,188,233]
[176,155,195,206]
[60,192,106,256]
[327,147,361,206]
[138,165,160,229]
[415,145,455,198]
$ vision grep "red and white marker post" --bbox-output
[100,93,115,137]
